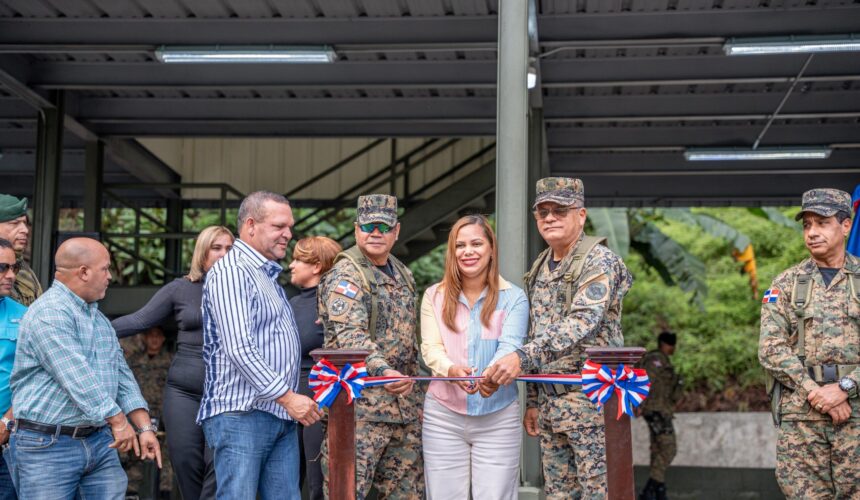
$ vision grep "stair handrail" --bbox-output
[333,142,496,245]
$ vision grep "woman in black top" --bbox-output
[113,226,233,500]
[287,236,342,500]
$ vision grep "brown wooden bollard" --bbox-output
[585,347,646,500]
[310,348,369,500]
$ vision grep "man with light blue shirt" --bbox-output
[0,238,25,500]
[9,237,161,499]
[199,191,322,500]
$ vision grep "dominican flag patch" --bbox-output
[334,280,360,299]
[762,289,780,304]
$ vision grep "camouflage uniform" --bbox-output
[759,188,860,500]
[318,195,424,500]
[523,178,634,500]
[124,348,174,495]
[11,261,40,307]
[637,350,682,483]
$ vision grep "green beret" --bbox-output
[0,194,27,223]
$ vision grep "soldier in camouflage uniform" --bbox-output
[123,326,174,496]
[0,195,41,306]
[759,188,860,499]
[636,331,682,500]
[318,194,424,499]
[485,178,633,500]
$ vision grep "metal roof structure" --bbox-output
[1,0,859,206]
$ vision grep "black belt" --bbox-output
[13,418,103,439]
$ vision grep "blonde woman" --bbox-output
[287,236,342,500]
[420,215,528,500]
[112,225,233,500]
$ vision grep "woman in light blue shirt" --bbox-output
[420,215,528,500]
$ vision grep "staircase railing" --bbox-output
[101,182,244,285]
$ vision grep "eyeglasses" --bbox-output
[533,206,575,220]
[0,262,21,274]
[358,222,394,234]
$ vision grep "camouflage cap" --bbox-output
[0,194,27,223]
[533,177,584,208]
[356,194,398,226]
[794,188,852,220]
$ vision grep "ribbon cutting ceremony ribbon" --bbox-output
[309,359,650,418]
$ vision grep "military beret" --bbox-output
[0,194,27,223]
[356,194,398,226]
[533,177,584,209]
[794,188,852,221]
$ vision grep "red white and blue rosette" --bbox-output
[308,359,368,409]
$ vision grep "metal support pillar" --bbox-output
[165,198,183,276]
[526,108,550,264]
[495,0,529,286]
[32,91,64,289]
[83,140,104,234]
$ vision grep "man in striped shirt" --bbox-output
[199,191,322,500]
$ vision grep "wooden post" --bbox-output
[585,347,646,500]
[310,348,369,500]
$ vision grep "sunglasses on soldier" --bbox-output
[358,222,394,234]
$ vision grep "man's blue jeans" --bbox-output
[7,425,126,500]
[0,448,16,500]
[203,410,300,500]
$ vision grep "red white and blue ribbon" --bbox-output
[308,359,650,418]
[308,359,368,409]
[579,360,651,419]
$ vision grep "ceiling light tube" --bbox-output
[724,34,860,55]
[684,147,832,161]
[155,45,337,63]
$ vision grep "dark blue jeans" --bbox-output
[203,410,300,500]
[0,448,16,500]
[8,426,126,500]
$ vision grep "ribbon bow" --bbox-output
[581,360,651,419]
[308,359,368,409]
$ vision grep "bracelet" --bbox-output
[113,422,129,433]
[136,424,158,435]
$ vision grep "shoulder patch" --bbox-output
[762,288,780,304]
[334,280,361,299]
[585,282,608,301]
[327,296,355,322]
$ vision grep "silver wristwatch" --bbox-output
[136,424,158,435]
[839,376,857,397]
[0,417,11,430]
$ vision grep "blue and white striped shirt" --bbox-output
[197,239,301,423]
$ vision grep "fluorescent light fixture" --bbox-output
[724,34,860,55]
[155,45,337,63]
[527,67,537,89]
[684,147,832,161]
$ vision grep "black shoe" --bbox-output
[638,478,657,500]
[655,481,667,500]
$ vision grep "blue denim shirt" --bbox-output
[0,296,26,415]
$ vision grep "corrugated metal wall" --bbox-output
[139,137,495,201]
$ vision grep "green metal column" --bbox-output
[31,91,64,290]
[83,140,104,234]
[495,0,529,285]
[526,108,549,264]
[165,198,183,276]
